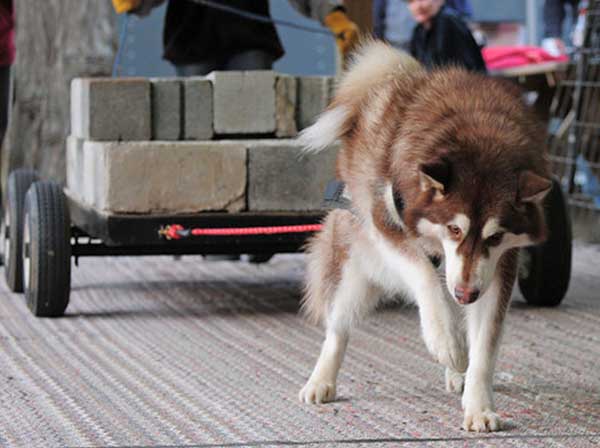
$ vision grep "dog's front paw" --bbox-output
[463,409,501,432]
[445,367,464,394]
[298,380,336,404]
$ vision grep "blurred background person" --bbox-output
[542,0,579,56]
[0,0,13,266]
[407,0,486,72]
[0,0,13,147]
[373,0,475,52]
[118,0,359,75]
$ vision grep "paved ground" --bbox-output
[0,243,598,447]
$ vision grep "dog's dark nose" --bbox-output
[454,285,480,304]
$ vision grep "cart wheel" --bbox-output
[23,181,71,317]
[518,177,572,307]
[3,169,39,292]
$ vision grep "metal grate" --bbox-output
[547,0,600,239]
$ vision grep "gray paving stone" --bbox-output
[183,77,213,140]
[151,78,182,140]
[246,139,339,211]
[81,141,246,214]
[207,71,276,134]
[70,77,151,141]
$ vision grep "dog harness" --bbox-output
[323,180,405,217]
[322,180,352,210]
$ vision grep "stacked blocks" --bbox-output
[68,72,338,215]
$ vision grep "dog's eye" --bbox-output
[447,225,462,239]
[486,232,504,246]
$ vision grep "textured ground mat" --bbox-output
[0,244,598,447]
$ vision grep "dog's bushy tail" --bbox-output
[298,40,422,153]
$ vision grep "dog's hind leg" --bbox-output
[299,254,378,404]
[461,250,517,432]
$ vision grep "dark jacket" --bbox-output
[410,6,486,73]
[162,0,342,65]
[163,0,284,65]
[373,0,473,41]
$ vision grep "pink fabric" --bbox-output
[0,0,14,66]
[482,46,569,70]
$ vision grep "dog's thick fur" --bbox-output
[298,41,552,432]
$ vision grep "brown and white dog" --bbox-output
[297,41,551,432]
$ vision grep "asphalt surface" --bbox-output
[0,243,598,447]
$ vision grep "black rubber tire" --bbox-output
[23,181,71,317]
[3,169,39,292]
[518,178,572,307]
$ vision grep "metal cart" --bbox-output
[2,168,323,317]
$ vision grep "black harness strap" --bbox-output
[323,180,406,216]
[322,180,353,210]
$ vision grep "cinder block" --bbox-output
[151,78,182,140]
[296,76,335,130]
[207,71,276,134]
[81,139,106,207]
[70,77,151,141]
[65,135,84,201]
[275,75,298,138]
[247,139,339,211]
[81,141,246,214]
[183,77,214,140]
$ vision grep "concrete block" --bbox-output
[275,75,298,138]
[70,77,151,141]
[296,76,335,130]
[151,78,182,140]
[247,139,339,211]
[81,141,246,214]
[81,139,106,207]
[183,77,213,140]
[65,135,84,201]
[207,71,276,134]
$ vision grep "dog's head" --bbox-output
[408,153,551,305]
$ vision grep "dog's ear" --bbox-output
[517,170,552,203]
[419,158,451,200]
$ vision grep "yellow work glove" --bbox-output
[324,10,360,60]
[112,0,141,14]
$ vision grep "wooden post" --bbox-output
[2,1,117,188]
[344,0,373,34]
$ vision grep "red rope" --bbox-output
[191,224,323,236]
[161,224,322,240]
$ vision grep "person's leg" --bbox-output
[224,50,274,71]
[174,60,220,76]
